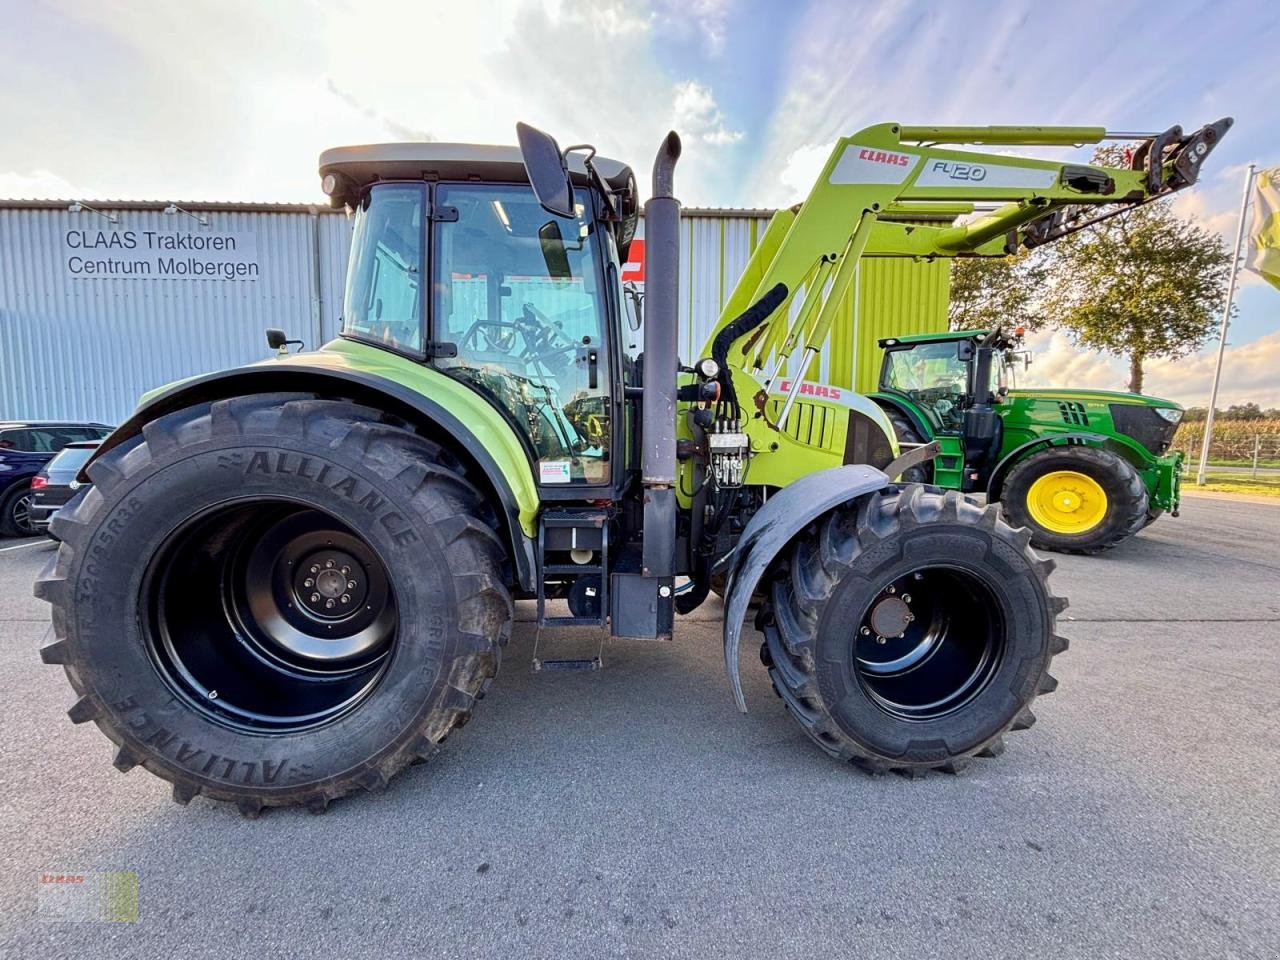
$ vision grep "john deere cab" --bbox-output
[870,328,1184,553]
[37,116,1227,815]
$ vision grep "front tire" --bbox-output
[1001,447,1147,554]
[36,394,512,815]
[760,486,1067,775]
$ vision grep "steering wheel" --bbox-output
[460,318,521,356]
[517,303,579,364]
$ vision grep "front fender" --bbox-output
[718,464,889,712]
[84,342,542,590]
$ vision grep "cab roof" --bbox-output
[318,142,635,195]
[878,330,990,348]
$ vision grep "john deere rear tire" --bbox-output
[35,394,512,816]
[760,486,1067,776]
[1001,447,1147,554]
[881,408,932,483]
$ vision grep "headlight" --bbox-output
[1154,407,1183,424]
[695,357,721,380]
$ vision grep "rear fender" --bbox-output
[84,361,540,591]
[717,464,889,712]
[986,432,1152,501]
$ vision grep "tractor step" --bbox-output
[532,656,602,672]
[535,508,611,631]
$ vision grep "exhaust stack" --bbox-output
[640,131,682,582]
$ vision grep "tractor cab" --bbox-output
[873,329,1021,489]
[318,141,640,494]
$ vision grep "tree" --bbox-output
[1222,402,1266,421]
[1043,146,1233,393]
[949,248,1051,331]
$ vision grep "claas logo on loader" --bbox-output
[857,148,912,167]
[777,379,842,400]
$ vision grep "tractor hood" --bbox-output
[1005,388,1181,411]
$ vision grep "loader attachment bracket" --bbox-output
[717,464,890,712]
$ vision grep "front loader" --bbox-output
[36,116,1225,814]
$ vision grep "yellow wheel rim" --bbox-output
[1026,470,1108,534]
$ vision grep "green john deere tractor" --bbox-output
[870,329,1185,554]
[37,117,1227,814]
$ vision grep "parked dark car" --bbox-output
[0,422,113,537]
[29,441,103,537]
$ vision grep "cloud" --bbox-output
[672,80,743,146]
[325,80,434,142]
[0,168,98,201]
[655,0,732,55]
[1019,331,1128,392]
[1145,331,1280,409]
[1015,328,1280,409]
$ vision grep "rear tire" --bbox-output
[760,486,1067,776]
[0,483,35,537]
[1001,447,1147,554]
[35,394,512,815]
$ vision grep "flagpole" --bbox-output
[1196,163,1256,486]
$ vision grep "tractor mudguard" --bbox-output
[986,431,1152,502]
[83,352,541,591]
[717,463,889,713]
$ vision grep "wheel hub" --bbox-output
[1026,469,1108,534]
[869,595,911,639]
[293,548,367,618]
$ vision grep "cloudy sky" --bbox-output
[2,0,1277,405]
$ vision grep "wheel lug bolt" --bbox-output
[310,593,320,603]
[310,565,319,574]
[860,626,871,636]
[325,599,335,609]
[886,586,896,594]
[341,566,350,575]
[901,593,912,604]
[876,636,887,645]
[304,578,314,588]
[341,594,350,604]
[325,560,335,569]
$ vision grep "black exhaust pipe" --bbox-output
[641,131,682,583]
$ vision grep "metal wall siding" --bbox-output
[1,204,945,424]
[0,207,351,423]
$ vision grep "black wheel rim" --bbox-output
[142,500,397,733]
[852,566,1006,721]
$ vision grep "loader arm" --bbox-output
[703,118,1232,426]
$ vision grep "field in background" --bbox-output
[1174,419,1280,496]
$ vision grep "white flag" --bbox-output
[1246,166,1280,292]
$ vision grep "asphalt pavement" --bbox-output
[0,495,1276,959]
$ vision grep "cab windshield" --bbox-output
[882,341,970,431]
[433,183,612,485]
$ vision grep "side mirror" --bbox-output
[956,340,974,362]
[537,221,573,280]
[516,122,574,218]
[623,283,644,331]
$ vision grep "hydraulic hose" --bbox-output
[710,282,789,416]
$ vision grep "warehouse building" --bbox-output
[0,199,949,424]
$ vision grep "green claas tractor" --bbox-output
[870,329,1186,553]
[37,117,1228,815]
